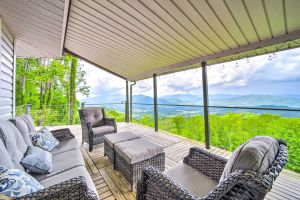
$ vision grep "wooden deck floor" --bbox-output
[55,123,300,200]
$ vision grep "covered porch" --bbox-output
[52,123,300,200]
[0,0,299,199]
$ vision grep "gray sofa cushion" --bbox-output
[33,148,85,181]
[220,136,279,182]
[39,166,98,199]
[114,138,163,164]
[21,146,53,174]
[0,137,15,169]
[80,108,104,127]
[22,115,36,133]
[164,163,218,198]
[10,116,33,146]
[0,121,28,171]
[51,138,79,155]
[92,125,115,136]
[104,131,141,148]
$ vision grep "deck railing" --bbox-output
[16,102,300,173]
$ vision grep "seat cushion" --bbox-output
[33,148,85,181]
[92,125,115,136]
[164,163,218,198]
[0,121,28,171]
[114,138,163,164]
[0,138,15,169]
[50,138,79,155]
[39,166,98,199]
[104,131,141,148]
[220,136,279,182]
[80,108,105,127]
[9,116,33,146]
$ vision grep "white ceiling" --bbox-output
[1,0,300,81]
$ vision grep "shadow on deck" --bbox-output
[51,123,300,200]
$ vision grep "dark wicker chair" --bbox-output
[137,139,287,200]
[79,107,117,151]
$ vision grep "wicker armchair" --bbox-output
[79,107,117,151]
[137,139,287,200]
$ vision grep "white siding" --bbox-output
[0,18,15,120]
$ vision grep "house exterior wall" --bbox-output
[0,18,15,120]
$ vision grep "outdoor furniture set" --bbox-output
[0,107,288,200]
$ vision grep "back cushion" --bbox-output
[0,121,28,171]
[80,108,104,127]
[219,136,279,182]
[10,116,33,146]
[22,115,36,133]
[0,137,15,169]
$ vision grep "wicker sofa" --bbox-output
[137,137,287,200]
[0,115,98,200]
[79,107,117,152]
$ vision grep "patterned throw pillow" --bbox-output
[21,146,53,174]
[0,168,44,198]
[30,127,59,151]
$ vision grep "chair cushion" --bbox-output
[80,108,104,127]
[50,138,79,155]
[0,139,15,169]
[92,125,115,136]
[114,138,163,164]
[164,163,218,198]
[0,121,28,171]
[219,136,279,182]
[39,166,98,199]
[104,131,141,148]
[33,148,85,181]
[21,146,53,174]
[0,167,44,198]
[9,116,33,146]
[30,127,59,151]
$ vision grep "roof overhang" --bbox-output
[1,0,300,81]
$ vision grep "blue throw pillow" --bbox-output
[0,168,44,198]
[30,127,59,151]
[21,146,53,174]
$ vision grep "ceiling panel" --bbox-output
[0,0,68,57]
[1,0,300,81]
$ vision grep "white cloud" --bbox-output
[78,48,300,99]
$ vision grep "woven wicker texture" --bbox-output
[51,128,75,141]
[16,176,98,200]
[116,151,165,190]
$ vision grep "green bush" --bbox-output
[135,112,300,173]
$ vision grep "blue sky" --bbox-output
[77,48,300,100]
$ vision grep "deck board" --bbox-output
[55,123,300,200]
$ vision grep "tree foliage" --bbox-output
[16,54,90,125]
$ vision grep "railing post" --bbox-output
[130,81,136,122]
[153,74,158,132]
[26,104,31,115]
[125,80,129,123]
[81,102,85,109]
[201,62,210,149]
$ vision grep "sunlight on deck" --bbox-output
[51,123,300,200]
